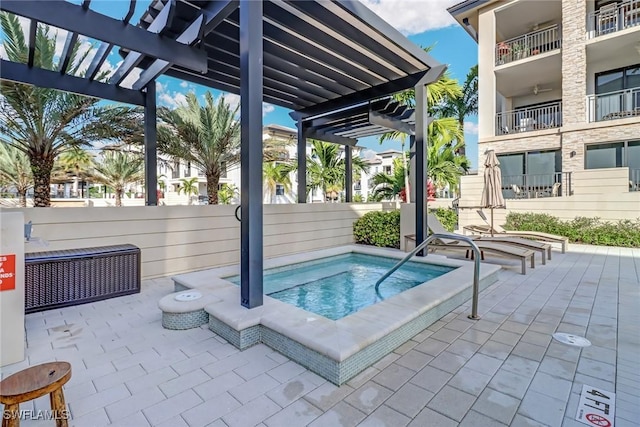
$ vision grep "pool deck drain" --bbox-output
[171,245,500,384]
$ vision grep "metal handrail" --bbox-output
[374,233,482,319]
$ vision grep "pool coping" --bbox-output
[171,245,501,384]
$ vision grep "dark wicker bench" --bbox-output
[25,244,141,313]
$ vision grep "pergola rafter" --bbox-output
[0,0,446,309]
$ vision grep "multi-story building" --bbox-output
[449,0,640,200]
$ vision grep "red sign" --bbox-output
[0,254,16,291]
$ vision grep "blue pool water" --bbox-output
[225,253,455,320]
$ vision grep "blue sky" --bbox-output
[5,1,480,167]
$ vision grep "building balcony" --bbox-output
[495,101,562,136]
[495,25,561,66]
[588,0,640,38]
[502,172,572,200]
[587,87,640,122]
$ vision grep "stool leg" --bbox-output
[49,389,69,427]
[2,403,20,427]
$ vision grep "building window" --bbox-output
[172,160,180,179]
[275,184,285,196]
[594,64,640,119]
[184,162,191,177]
[498,150,561,196]
[384,165,392,175]
[586,140,640,171]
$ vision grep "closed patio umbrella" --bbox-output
[481,150,505,236]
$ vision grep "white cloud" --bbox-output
[156,81,167,93]
[179,81,189,88]
[159,91,187,109]
[464,121,479,135]
[119,67,142,89]
[262,103,275,117]
[360,0,460,35]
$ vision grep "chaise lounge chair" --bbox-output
[426,214,551,265]
[405,225,536,276]
[464,212,568,253]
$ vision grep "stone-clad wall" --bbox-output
[561,0,587,126]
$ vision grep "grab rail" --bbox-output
[374,233,482,320]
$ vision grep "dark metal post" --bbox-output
[345,145,353,202]
[239,0,263,308]
[297,120,307,203]
[414,84,427,255]
[408,135,416,203]
[144,82,158,206]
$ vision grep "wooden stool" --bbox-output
[0,362,71,427]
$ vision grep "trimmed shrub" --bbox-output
[353,210,400,248]
[505,212,640,248]
[353,207,460,249]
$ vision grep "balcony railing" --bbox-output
[631,169,640,191]
[588,0,640,38]
[496,101,562,136]
[587,87,640,122]
[495,25,562,66]
[502,172,572,200]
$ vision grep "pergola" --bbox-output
[0,0,445,308]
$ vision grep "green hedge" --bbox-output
[353,207,459,248]
[353,210,401,248]
[505,212,640,248]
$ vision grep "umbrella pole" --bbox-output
[490,208,494,237]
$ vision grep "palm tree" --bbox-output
[305,140,369,202]
[157,92,240,204]
[433,65,478,155]
[218,183,238,205]
[178,177,200,205]
[0,143,33,207]
[92,151,144,207]
[428,138,470,195]
[370,157,406,201]
[263,162,292,203]
[0,13,143,207]
[54,147,95,197]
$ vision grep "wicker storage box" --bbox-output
[25,244,141,313]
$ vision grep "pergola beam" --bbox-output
[27,19,37,68]
[368,110,414,135]
[0,0,207,74]
[0,59,145,106]
[58,32,79,74]
[86,43,112,81]
[133,0,238,91]
[293,71,429,119]
[303,129,357,146]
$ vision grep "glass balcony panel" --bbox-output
[587,87,640,121]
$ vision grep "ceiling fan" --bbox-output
[533,84,553,95]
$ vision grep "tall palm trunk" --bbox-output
[115,186,124,207]
[30,156,54,207]
[18,191,27,207]
[206,170,221,204]
[456,117,466,156]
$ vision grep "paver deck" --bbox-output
[1,244,638,426]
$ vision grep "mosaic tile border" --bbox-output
[162,310,209,330]
[207,271,498,385]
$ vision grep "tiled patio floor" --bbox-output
[2,244,639,426]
